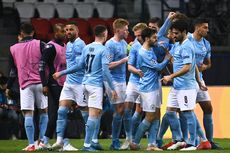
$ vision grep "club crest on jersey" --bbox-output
[107,54,112,60]
[151,59,157,64]
[202,46,207,52]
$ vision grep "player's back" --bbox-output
[82,42,107,87]
[10,39,41,88]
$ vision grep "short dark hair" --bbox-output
[20,22,34,35]
[193,18,209,27]
[65,21,77,27]
[94,25,107,37]
[171,19,189,33]
[148,17,163,28]
[53,23,65,33]
[141,27,157,41]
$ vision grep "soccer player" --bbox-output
[120,23,147,150]
[188,18,221,149]
[53,25,117,151]
[6,23,48,151]
[104,18,129,150]
[50,21,86,150]
[129,27,171,151]
[38,23,77,151]
[161,19,198,151]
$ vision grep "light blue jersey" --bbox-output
[65,37,85,84]
[60,42,114,90]
[188,33,211,80]
[138,47,169,92]
[169,38,196,90]
[105,38,128,83]
[128,40,142,84]
[81,42,114,89]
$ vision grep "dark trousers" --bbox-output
[44,85,62,138]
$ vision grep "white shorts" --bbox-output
[125,82,140,103]
[167,88,197,111]
[20,84,48,110]
[140,90,161,112]
[196,80,211,102]
[83,85,103,110]
[59,83,87,107]
[104,81,126,104]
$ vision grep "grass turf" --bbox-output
[0,138,229,153]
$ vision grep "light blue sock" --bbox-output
[133,119,151,144]
[24,116,35,145]
[112,113,123,144]
[203,114,213,142]
[148,119,160,145]
[157,113,169,140]
[167,111,183,141]
[92,114,102,143]
[56,106,69,138]
[81,111,89,124]
[195,114,207,141]
[84,116,98,147]
[39,113,48,140]
[182,111,197,146]
[43,136,49,145]
[195,136,200,146]
[131,111,142,141]
[63,138,69,147]
[179,112,188,142]
[123,108,132,140]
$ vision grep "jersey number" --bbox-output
[85,54,95,73]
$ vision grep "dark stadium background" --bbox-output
[0,0,229,85]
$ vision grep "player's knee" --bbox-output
[201,102,213,114]
[57,106,69,119]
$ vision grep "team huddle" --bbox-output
[6,11,222,151]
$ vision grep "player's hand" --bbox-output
[198,63,208,72]
[137,69,144,78]
[53,72,61,80]
[111,90,118,101]
[165,52,172,60]
[198,81,208,91]
[168,12,176,20]
[161,75,173,84]
[42,86,49,96]
[5,89,11,98]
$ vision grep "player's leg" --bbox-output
[165,88,185,150]
[42,85,62,147]
[131,99,142,142]
[178,89,197,151]
[20,85,37,151]
[51,83,77,150]
[121,82,138,149]
[148,90,161,150]
[104,81,126,150]
[82,85,103,151]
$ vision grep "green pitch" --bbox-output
[0,138,229,153]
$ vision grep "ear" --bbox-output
[31,31,35,36]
